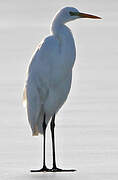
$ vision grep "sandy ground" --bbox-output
[0,0,118,179]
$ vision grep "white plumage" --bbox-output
[23,7,101,136]
[23,7,101,172]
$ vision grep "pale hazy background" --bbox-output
[0,0,118,179]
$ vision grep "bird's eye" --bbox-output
[69,11,75,16]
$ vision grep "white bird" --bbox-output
[23,7,101,172]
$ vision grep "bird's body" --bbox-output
[23,7,101,172]
[24,8,76,135]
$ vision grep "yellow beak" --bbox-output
[79,12,102,19]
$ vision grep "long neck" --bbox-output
[50,15,76,69]
[50,14,63,37]
[51,15,72,39]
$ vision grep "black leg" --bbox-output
[50,114,57,169]
[50,114,76,172]
[42,113,47,169]
[31,114,50,172]
[31,113,76,173]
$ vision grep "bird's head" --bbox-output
[55,7,101,24]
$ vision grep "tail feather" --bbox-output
[32,125,39,136]
[24,84,51,136]
[32,110,44,135]
[26,84,45,136]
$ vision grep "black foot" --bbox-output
[31,166,76,173]
[50,167,76,172]
[31,166,51,173]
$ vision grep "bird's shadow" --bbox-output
[19,171,79,180]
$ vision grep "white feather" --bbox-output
[24,7,78,135]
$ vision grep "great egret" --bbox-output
[23,7,101,172]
